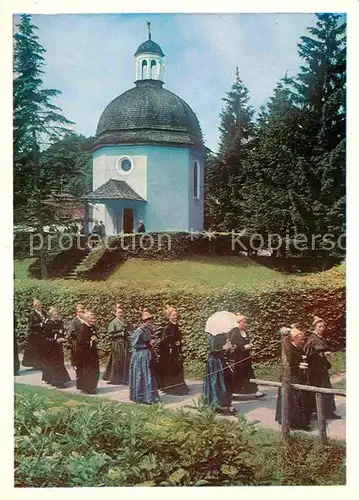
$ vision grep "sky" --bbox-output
[13,12,320,152]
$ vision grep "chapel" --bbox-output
[84,24,204,234]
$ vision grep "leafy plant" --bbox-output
[14,385,346,487]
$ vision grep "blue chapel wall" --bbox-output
[94,145,197,232]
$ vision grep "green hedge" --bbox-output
[14,264,345,362]
[14,385,346,487]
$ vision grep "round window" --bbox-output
[117,157,133,175]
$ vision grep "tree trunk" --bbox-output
[37,222,48,280]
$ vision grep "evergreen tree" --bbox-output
[13,14,74,277]
[293,13,346,155]
[292,13,346,242]
[205,70,256,231]
[218,67,255,162]
[225,14,346,254]
[40,134,93,198]
[239,75,302,235]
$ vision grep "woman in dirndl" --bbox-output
[275,326,311,430]
[156,306,189,395]
[203,332,236,415]
[304,316,341,419]
[129,309,159,404]
[103,305,130,385]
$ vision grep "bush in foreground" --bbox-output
[14,385,345,487]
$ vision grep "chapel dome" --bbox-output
[94,80,203,149]
[134,39,165,57]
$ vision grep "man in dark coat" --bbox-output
[228,314,265,398]
[75,310,100,394]
[99,221,106,238]
[66,303,85,372]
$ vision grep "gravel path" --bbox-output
[15,364,346,441]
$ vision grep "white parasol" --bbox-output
[205,311,238,336]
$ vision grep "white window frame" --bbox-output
[116,156,134,176]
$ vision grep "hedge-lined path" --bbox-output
[15,364,346,441]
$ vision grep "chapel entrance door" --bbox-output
[123,208,134,234]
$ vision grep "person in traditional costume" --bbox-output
[129,309,160,404]
[14,314,20,376]
[303,316,341,419]
[66,303,85,372]
[156,306,189,395]
[92,220,100,235]
[137,220,146,233]
[75,310,100,394]
[103,305,130,385]
[203,332,236,414]
[22,299,48,369]
[275,326,311,430]
[228,314,265,398]
[44,307,71,388]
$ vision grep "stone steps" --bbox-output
[62,249,92,280]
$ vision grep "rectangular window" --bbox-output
[193,161,200,199]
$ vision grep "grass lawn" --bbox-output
[106,255,291,290]
[14,258,36,280]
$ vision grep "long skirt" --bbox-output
[275,373,311,428]
[307,367,336,417]
[76,345,100,393]
[103,340,130,385]
[22,333,42,369]
[156,346,189,395]
[50,343,71,387]
[129,349,159,404]
[230,356,258,394]
[203,354,232,408]
[14,336,20,375]
[41,338,53,383]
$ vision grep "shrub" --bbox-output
[14,264,345,362]
[14,386,346,487]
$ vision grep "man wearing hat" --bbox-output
[129,309,160,404]
[228,314,265,398]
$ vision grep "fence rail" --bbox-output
[249,378,346,396]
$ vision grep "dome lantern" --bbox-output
[135,22,165,82]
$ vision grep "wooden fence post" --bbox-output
[281,338,291,439]
[315,392,328,444]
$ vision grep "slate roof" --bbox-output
[134,39,165,57]
[82,179,146,202]
[94,80,203,149]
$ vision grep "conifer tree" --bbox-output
[205,69,256,231]
[218,67,255,162]
[293,13,346,155]
[233,14,346,254]
[13,14,74,277]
